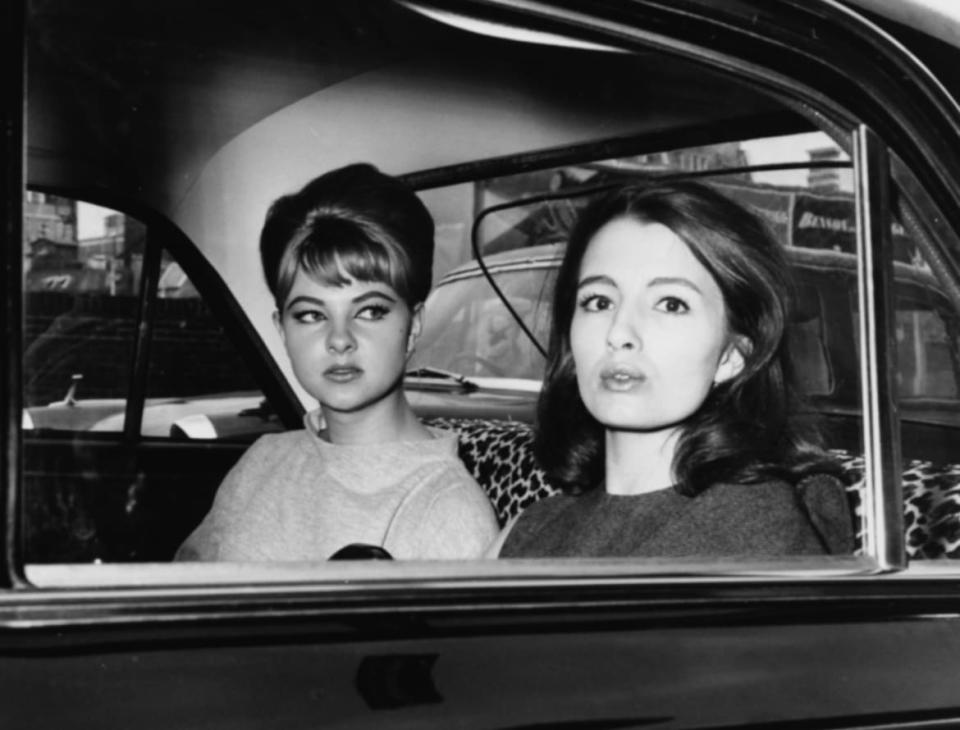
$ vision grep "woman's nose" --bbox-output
[326,321,357,354]
[605,309,641,352]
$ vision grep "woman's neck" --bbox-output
[320,391,430,445]
[604,427,680,495]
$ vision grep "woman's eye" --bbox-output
[292,309,325,324]
[655,296,689,314]
[356,304,391,321]
[578,293,613,313]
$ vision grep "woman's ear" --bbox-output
[714,335,750,385]
[407,303,424,354]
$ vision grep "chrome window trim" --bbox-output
[853,125,907,568]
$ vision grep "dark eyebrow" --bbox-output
[285,295,323,311]
[353,290,398,305]
[648,276,703,295]
[285,290,397,312]
[577,274,704,296]
[577,274,617,290]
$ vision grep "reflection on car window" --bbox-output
[789,285,833,397]
[896,298,959,399]
[411,261,556,381]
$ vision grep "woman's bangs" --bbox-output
[298,232,404,295]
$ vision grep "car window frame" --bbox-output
[2,0,25,590]
[21,187,302,443]
[6,0,960,609]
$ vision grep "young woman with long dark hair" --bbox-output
[497,180,853,558]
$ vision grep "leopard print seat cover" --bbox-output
[424,417,960,559]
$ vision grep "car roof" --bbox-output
[26,1,799,213]
[842,0,960,48]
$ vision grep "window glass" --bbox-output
[21,195,281,565]
[896,298,959,400]
[22,194,278,442]
[23,197,141,433]
[144,257,280,441]
[789,285,833,396]
[888,160,960,560]
[21,0,919,586]
[412,263,556,381]
[22,197,144,562]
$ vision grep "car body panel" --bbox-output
[3,604,960,729]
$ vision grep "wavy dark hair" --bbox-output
[534,180,839,496]
[260,163,434,311]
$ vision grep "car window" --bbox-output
[19,0,960,587]
[23,196,141,432]
[145,258,279,441]
[22,195,278,442]
[21,195,285,564]
[886,161,960,561]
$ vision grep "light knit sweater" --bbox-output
[176,414,498,562]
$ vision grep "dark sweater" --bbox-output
[499,474,855,558]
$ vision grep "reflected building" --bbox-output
[23,192,77,277]
[807,146,854,192]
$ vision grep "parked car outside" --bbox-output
[411,195,960,465]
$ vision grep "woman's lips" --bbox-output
[324,365,363,383]
[599,364,646,391]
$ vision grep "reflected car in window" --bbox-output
[412,227,960,461]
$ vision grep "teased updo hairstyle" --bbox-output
[534,180,837,496]
[260,163,434,311]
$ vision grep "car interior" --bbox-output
[17,0,960,580]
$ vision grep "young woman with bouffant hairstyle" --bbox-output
[179,163,497,562]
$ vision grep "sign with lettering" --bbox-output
[717,182,917,261]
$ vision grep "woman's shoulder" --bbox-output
[693,474,853,554]
[418,457,497,519]
[795,472,850,507]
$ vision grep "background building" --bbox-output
[24,193,144,294]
